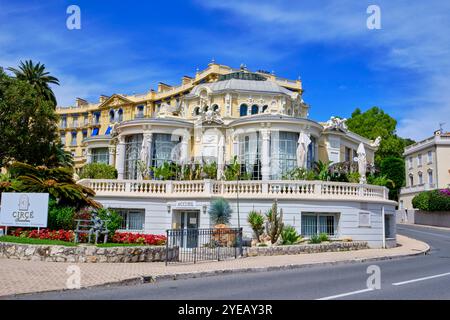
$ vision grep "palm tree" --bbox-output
[8,162,101,209]
[45,143,74,168]
[7,60,60,106]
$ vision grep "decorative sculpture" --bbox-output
[355,143,367,184]
[324,116,348,132]
[371,136,382,148]
[296,131,311,169]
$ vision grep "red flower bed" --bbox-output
[11,228,74,242]
[112,232,166,245]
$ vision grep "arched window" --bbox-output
[262,105,268,113]
[409,174,414,187]
[203,105,209,113]
[251,105,259,115]
[194,107,200,116]
[118,109,123,122]
[212,104,219,112]
[240,104,248,117]
[109,109,115,122]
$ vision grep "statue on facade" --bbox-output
[355,142,367,184]
[371,136,382,148]
[296,131,311,169]
[324,116,348,132]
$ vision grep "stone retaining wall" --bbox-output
[243,241,369,257]
[0,242,178,263]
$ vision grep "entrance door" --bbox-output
[180,211,199,248]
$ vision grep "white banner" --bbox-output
[0,193,49,228]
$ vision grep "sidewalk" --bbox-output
[0,235,429,297]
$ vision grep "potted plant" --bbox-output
[208,198,234,246]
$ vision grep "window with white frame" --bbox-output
[408,157,413,169]
[301,213,338,237]
[113,208,145,231]
[409,174,414,187]
[427,151,432,164]
[92,148,109,164]
[428,170,433,185]
[418,172,423,185]
[417,154,422,166]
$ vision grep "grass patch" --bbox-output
[0,236,77,247]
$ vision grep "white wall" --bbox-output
[96,196,395,248]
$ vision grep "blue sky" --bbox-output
[1,0,449,140]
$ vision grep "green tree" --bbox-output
[0,67,60,167]
[380,156,405,201]
[208,198,233,225]
[7,60,60,106]
[346,107,413,164]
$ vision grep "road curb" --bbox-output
[2,238,430,299]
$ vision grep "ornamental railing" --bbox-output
[78,179,389,201]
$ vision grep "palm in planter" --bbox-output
[208,198,234,246]
[208,198,232,226]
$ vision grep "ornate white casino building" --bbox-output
[57,62,396,248]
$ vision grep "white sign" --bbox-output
[0,193,49,227]
[175,201,197,208]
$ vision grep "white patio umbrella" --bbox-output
[217,135,225,180]
[356,142,367,184]
[297,131,311,169]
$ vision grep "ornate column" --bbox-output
[115,134,126,180]
[108,146,115,167]
[261,129,271,181]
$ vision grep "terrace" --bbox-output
[78,179,389,201]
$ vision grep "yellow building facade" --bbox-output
[56,62,378,180]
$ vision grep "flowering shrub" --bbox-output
[112,232,166,245]
[11,228,74,242]
[412,189,450,211]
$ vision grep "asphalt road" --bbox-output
[12,224,450,300]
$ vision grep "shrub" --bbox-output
[208,198,232,225]
[281,225,302,245]
[48,198,76,230]
[79,163,118,179]
[247,211,265,241]
[309,234,321,244]
[412,189,450,211]
[112,232,166,245]
[318,232,330,242]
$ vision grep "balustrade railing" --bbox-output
[79,179,390,201]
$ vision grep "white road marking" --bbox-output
[392,272,450,286]
[316,288,375,300]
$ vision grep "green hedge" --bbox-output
[79,163,117,179]
[412,190,450,211]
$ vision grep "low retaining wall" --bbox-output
[243,241,369,257]
[415,211,450,228]
[0,242,178,263]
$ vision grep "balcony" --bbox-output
[78,179,390,201]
